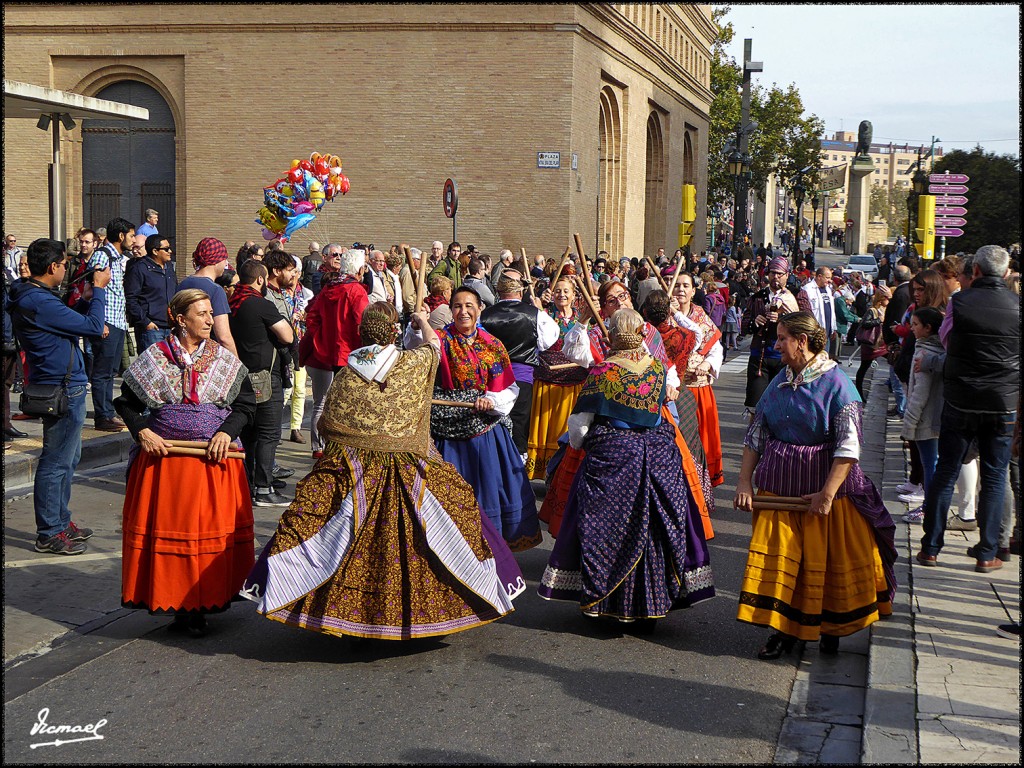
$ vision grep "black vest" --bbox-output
[944,277,1020,412]
[480,299,539,366]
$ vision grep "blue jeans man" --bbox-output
[35,385,88,538]
[134,326,171,353]
[888,366,906,415]
[90,326,125,424]
[920,403,1016,565]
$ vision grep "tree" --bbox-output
[708,7,824,212]
[869,185,888,220]
[929,146,1021,252]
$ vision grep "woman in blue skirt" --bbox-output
[430,286,542,552]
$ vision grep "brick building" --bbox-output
[3,3,715,273]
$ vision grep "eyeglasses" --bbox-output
[603,293,629,305]
[155,246,173,252]
[768,270,787,276]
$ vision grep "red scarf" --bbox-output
[228,283,263,316]
[425,293,448,312]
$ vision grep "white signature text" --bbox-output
[29,707,107,748]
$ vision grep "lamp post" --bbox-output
[727,144,748,257]
[791,174,806,267]
[809,192,819,258]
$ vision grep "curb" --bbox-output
[3,431,136,491]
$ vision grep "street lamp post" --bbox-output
[727,143,748,257]
[809,193,819,258]
[791,174,806,267]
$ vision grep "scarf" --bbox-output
[425,293,448,313]
[348,344,399,384]
[437,324,515,392]
[228,283,264,316]
[779,351,837,390]
[123,334,245,408]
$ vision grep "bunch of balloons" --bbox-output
[256,152,350,240]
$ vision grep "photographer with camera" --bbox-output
[8,238,110,555]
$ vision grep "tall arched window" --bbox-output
[644,112,667,257]
[598,86,625,259]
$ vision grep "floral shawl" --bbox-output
[122,334,247,409]
[573,347,667,429]
[436,324,516,393]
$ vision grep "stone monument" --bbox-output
[845,120,874,256]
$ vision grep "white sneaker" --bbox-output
[896,481,922,495]
[903,506,925,524]
[898,490,925,504]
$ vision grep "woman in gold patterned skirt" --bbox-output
[243,303,526,640]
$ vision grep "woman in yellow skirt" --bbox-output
[526,274,589,480]
[734,312,897,659]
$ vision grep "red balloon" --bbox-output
[314,157,330,177]
[339,174,350,195]
[287,167,303,184]
[298,159,313,172]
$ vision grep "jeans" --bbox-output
[34,385,87,537]
[915,438,939,492]
[242,369,284,492]
[134,327,171,353]
[888,367,905,415]
[920,404,1016,561]
[287,364,307,431]
[90,326,126,421]
[307,366,335,452]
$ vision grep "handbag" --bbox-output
[248,349,276,404]
[19,343,74,417]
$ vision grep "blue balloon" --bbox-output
[283,212,316,238]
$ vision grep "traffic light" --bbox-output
[679,184,696,247]
[913,194,936,261]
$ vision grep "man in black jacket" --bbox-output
[124,234,178,353]
[882,264,914,417]
[917,245,1020,573]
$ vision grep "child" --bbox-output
[854,287,890,398]
[900,306,945,524]
[723,295,740,349]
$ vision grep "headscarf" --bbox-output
[193,237,229,268]
[767,255,790,274]
[228,283,263,315]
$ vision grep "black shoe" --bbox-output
[168,614,190,633]
[272,478,287,491]
[272,465,294,480]
[253,490,291,507]
[34,531,87,555]
[819,634,840,655]
[4,426,28,438]
[186,614,208,637]
[65,521,94,541]
[758,632,797,660]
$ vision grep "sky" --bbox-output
[721,4,1021,157]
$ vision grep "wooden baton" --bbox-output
[573,275,608,339]
[644,254,670,293]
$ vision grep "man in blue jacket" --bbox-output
[9,238,110,555]
[124,234,178,352]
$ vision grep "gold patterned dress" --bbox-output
[242,343,526,640]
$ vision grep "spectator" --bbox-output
[124,234,178,352]
[136,208,159,238]
[263,250,303,444]
[490,249,515,288]
[298,248,369,459]
[428,241,463,289]
[463,258,496,307]
[428,240,444,269]
[285,254,312,444]
[87,217,135,432]
[228,259,294,506]
[4,234,23,284]
[214,267,239,300]
[8,238,109,554]
[383,251,405,319]
[177,237,238,356]
[530,254,546,281]
[882,264,913,418]
[3,264,24,445]
[399,247,423,317]
[301,241,322,292]
[311,243,343,296]
[425,275,454,330]
[797,267,839,360]
[917,246,1020,572]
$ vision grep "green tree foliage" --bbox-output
[869,185,889,220]
[929,147,1021,252]
[867,184,909,237]
[709,7,825,208]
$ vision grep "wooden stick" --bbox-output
[165,446,246,460]
[430,399,477,408]
[519,247,536,292]
[167,440,215,449]
[645,255,670,293]
[415,242,429,310]
[573,233,594,298]
[667,262,683,296]
[752,501,811,512]
[548,362,584,370]
[573,275,608,339]
[753,495,811,506]
[550,245,572,289]
[403,245,416,279]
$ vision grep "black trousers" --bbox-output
[744,354,785,409]
[242,370,283,492]
[509,380,534,455]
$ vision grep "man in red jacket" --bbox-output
[298,248,369,458]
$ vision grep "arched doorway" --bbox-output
[598,86,624,259]
[82,80,176,249]
[644,112,666,257]
[683,131,694,184]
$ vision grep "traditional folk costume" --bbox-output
[538,342,715,621]
[675,305,725,487]
[430,324,543,552]
[115,336,256,615]
[737,353,897,641]
[243,342,525,640]
[525,306,588,480]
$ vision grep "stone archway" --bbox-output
[598,86,624,259]
[644,112,667,257]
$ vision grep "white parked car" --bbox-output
[845,254,879,280]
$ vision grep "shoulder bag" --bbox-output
[248,348,276,404]
[20,342,74,417]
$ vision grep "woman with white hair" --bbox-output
[298,248,369,459]
[538,308,715,633]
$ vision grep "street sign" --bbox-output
[845,218,854,226]
[935,227,964,237]
[929,173,969,184]
[537,152,561,169]
[443,178,458,219]
[819,164,846,191]
[928,184,968,194]
[934,195,968,206]
[935,206,967,216]
[935,217,967,227]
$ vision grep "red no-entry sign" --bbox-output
[443,178,458,219]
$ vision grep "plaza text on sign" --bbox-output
[929,173,969,184]
[537,152,561,169]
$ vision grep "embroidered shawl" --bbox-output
[537,307,589,386]
[436,324,516,393]
[684,305,722,387]
[122,335,247,410]
[657,321,698,373]
[587,321,668,367]
[573,348,667,429]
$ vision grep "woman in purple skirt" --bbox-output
[538,308,715,633]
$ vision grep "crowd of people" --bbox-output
[2,222,1019,643]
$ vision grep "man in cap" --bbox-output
[740,255,799,411]
[177,237,238,356]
